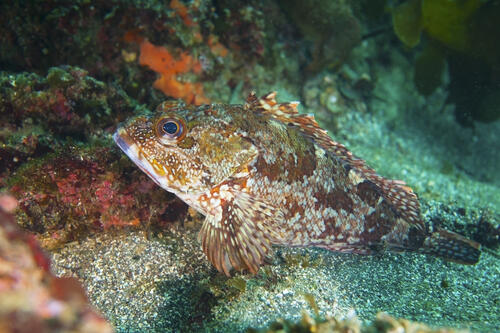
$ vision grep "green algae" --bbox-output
[46,67,77,88]
[392,0,481,52]
[283,252,324,270]
[226,276,247,293]
[413,44,446,96]
[391,0,500,123]
[392,0,423,48]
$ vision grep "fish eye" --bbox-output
[155,117,186,141]
[163,121,178,134]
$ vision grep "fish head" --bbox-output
[114,101,258,203]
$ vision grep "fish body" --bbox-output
[114,92,480,275]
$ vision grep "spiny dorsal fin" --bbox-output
[247,91,423,229]
[244,91,259,109]
[245,91,301,115]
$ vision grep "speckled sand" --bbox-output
[51,227,498,332]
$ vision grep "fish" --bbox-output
[114,92,481,276]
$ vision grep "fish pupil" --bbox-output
[163,121,178,135]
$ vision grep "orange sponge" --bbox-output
[138,38,209,105]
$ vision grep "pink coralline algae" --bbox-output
[9,146,186,249]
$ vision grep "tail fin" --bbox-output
[421,228,481,265]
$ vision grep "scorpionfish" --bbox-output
[114,92,480,276]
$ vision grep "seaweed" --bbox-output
[392,0,500,124]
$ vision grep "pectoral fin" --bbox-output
[198,188,283,276]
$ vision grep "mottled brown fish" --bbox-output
[114,92,480,276]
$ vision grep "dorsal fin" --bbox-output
[244,91,259,110]
[246,91,423,229]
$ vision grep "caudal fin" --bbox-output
[421,229,481,265]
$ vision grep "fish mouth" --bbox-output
[113,128,135,154]
[113,128,164,188]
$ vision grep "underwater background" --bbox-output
[0,0,499,332]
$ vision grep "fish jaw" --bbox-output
[113,127,166,189]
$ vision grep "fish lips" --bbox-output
[113,128,163,188]
[113,128,134,154]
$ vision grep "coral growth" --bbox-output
[302,70,371,131]
[211,1,268,60]
[0,66,136,183]
[170,0,197,28]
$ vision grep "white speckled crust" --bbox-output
[114,93,481,275]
